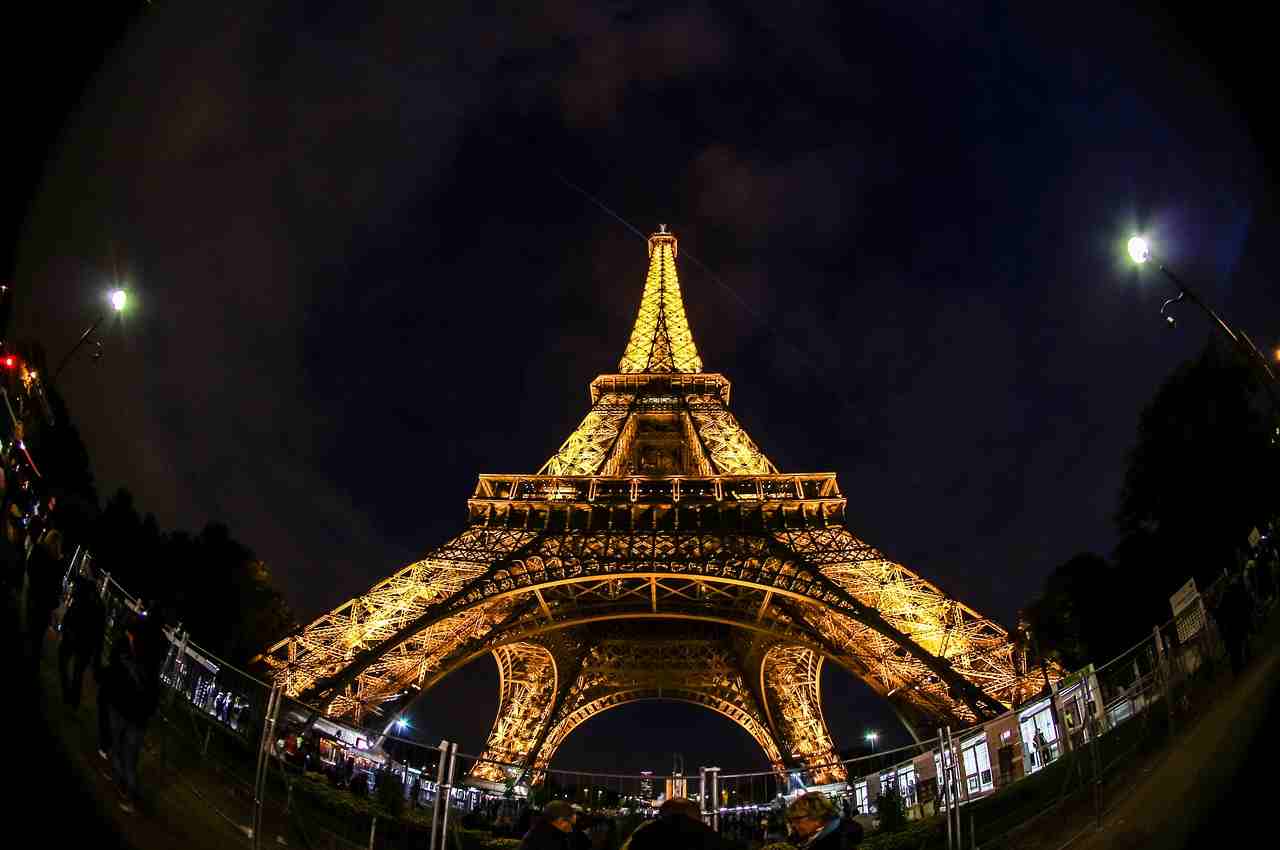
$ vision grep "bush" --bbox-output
[483,839,521,850]
[377,771,405,818]
[876,786,908,833]
[862,819,942,850]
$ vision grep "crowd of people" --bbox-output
[511,793,862,850]
[3,446,169,816]
[1210,525,1280,675]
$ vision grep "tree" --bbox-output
[89,490,296,664]
[1115,337,1280,598]
[1022,553,1149,670]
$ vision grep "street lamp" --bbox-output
[1126,235,1150,265]
[1127,234,1280,399]
[52,287,129,382]
[865,731,879,753]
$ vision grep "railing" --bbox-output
[470,473,843,505]
[46,551,1278,850]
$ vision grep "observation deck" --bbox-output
[467,472,846,531]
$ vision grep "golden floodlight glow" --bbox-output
[260,227,1052,787]
[617,228,702,373]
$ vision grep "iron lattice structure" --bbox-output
[261,227,1050,786]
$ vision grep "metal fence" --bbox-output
[47,553,1278,850]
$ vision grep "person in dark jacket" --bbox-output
[1215,573,1253,674]
[58,576,105,708]
[23,520,64,670]
[521,800,576,850]
[786,792,863,850]
[96,616,127,760]
[622,798,729,850]
[107,610,166,813]
[569,807,592,850]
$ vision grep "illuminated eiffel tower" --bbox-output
[261,226,1046,786]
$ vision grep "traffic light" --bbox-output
[2,354,18,370]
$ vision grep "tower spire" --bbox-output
[618,226,703,373]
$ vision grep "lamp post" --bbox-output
[865,731,878,753]
[52,288,128,382]
[1127,236,1280,404]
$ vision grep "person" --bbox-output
[1214,572,1253,674]
[0,487,23,594]
[23,515,64,670]
[1032,728,1049,768]
[521,800,577,850]
[514,803,534,837]
[785,792,863,850]
[621,797,727,850]
[96,613,128,761]
[58,576,106,708]
[107,609,167,813]
[763,811,788,844]
[569,806,592,850]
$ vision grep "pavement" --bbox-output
[9,579,1278,850]
[1069,610,1280,850]
[7,587,250,850]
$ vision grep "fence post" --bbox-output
[439,742,459,850]
[1048,680,1068,757]
[710,767,720,832]
[1153,626,1174,736]
[940,728,953,850]
[429,742,451,850]
[948,727,963,850]
[252,680,283,850]
[699,767,709,825]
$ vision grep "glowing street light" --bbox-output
[1126,235,1150,265]
[52,286,132,382]
[1126,234,1280,398]
[865,731,879,752]
[395,717,409,731]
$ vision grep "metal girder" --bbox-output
[527,633,785,777]
[469,642,559,783]
[618,229,702,374]
[760,645,846,785]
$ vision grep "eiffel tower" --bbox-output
[261,226,1045,786]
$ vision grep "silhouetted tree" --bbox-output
[90,489,296,664]
[1115,337,1280,598]
[1022,553,1138,670]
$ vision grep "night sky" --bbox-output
[8,2,1279,773]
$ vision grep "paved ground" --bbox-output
[11,582,1278,850]
[1068,611,1280,850]
[8,588,251,850]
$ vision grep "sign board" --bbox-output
[1170,578,1204,643]
[1057,664,1095,693]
